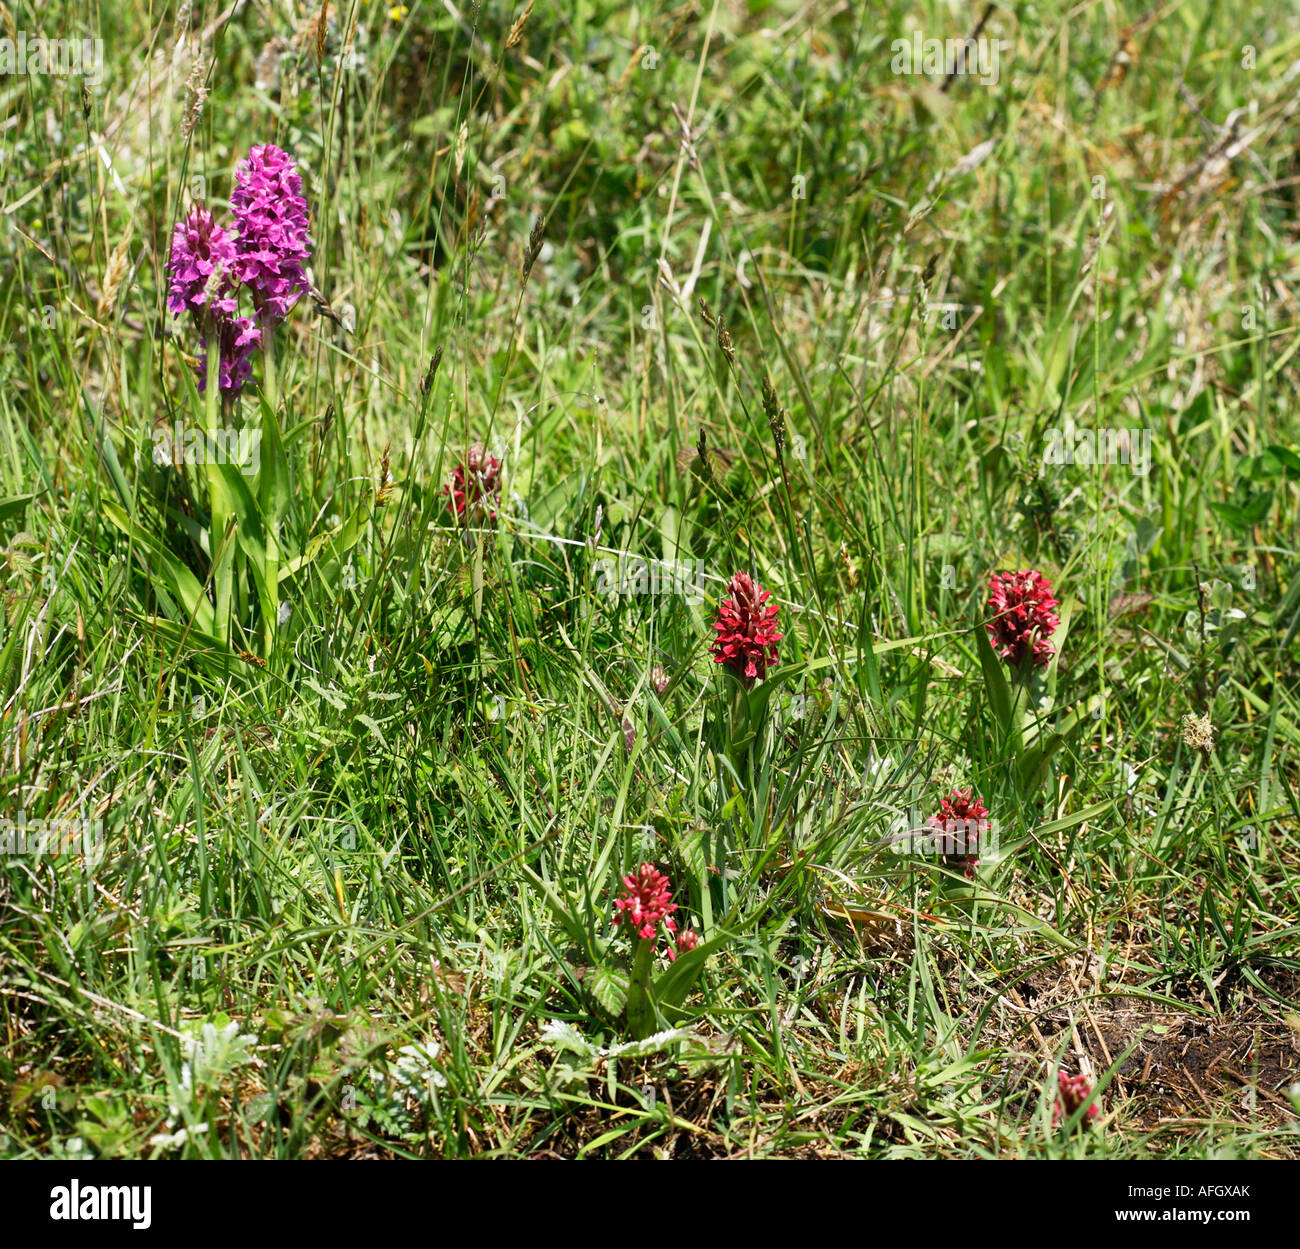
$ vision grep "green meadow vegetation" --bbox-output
[1,0,1299,1158]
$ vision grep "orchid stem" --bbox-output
[262,322,278,413]
[625,936,657,1040]
[204,336,231,645]
[258,320,282,661]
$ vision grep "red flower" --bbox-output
[1053,1071,1101,1128]
[928,788,989,879]
[710,572,783,684]
[443,445,502,522]
[986,570,1060,668]
[613,863,678,941]
[666,928,699,963]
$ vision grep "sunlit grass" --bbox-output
[1,0,1298,1159]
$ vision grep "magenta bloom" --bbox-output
[167,205,238,322]
[1053,1071,1101,1128]
[168,205,258,393]
[199,314,260,395]
[666,928,699,963]
[613,863,678,941]
[928,787,990,879]
[710,572,783,684]
[443,445,503,522]
[230,144,312,325]
[986,570,1060,668]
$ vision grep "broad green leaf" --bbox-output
[589,966,629,1016]
[0,494,34,524]
[654,929,734,1012]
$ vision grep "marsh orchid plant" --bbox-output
[161,143,313,653]
[167,143,312,403]
[611,864,709,1038]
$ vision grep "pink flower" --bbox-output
[710,572,783,684]
[167,205,239,323]
[666,928,699,963]
[987,570,1060,668]
[443,445,503,522]
[230,144,312,326]
[199,314,260,395]
[613,863,677,941]
[928,788,989,879]
[1053,1071,1101,1128]
[167,205,260,394]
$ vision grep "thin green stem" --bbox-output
[262,321,278,413]
[204,336,231,644]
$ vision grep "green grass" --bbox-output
[1,0,1299,1159]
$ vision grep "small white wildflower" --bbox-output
[149,1124,209,1150]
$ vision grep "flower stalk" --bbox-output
[624,934,658,1040]
[203,335,232,643]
